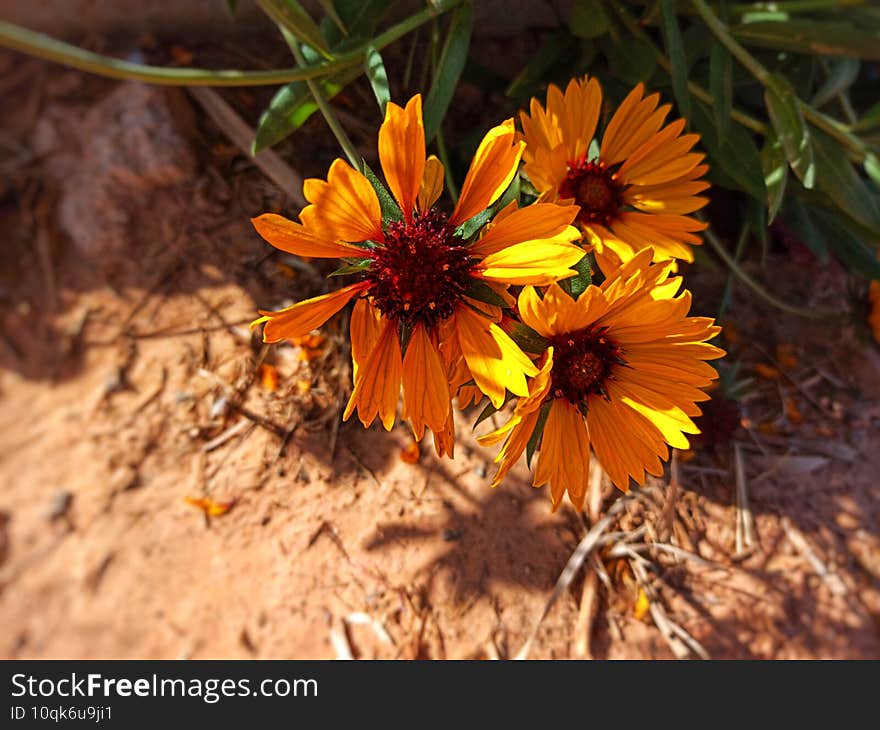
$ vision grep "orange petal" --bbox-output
[533,400,591,511]
[469,203,578,257]
[402,323,450,440]
[455,305,537,407]
[251,214,362,258]
[378,95,425,221]
[451,119,524,226]
[301,159,382,243]
[418,154,445,212]
[343,316,402,430]
[253,282,366,343]
[350,298,383,384]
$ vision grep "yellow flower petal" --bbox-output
[534,400,590,511]
[469,203,578,257]
[455,305,537,407]
[477,239,584,286]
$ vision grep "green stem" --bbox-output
[0,0,461,86]
[286,35,361,169]
[717,220,750,320]
[702,225,841,321]
[610,2,766,135]
[690,0,867,161]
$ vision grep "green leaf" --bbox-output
[558,254,593,301]
[760,133,788,224]
[730,20,880,59]
[660,0,690,122]
[364,44,389,115]
[853,101,880,132]
[506,32,577,99]
[810,206,880,280]
[455,207,493,241]
[811,127,880,234]
[329,258,372,276]
[252,69,359,153]
[600,34,657,85]
[226,0,240,14]
[810,57,860,108]
[464,279,509,308]
[865,154,880,188]
[709,41,732,137]
[784,197,829,260]
[568,0,610,39]
[334,0,392,35]
[363,164,403,223]
[507,322,550,356]
[526,401,553,469]
[316,0,348,37]
[764,73,815,189]
[257,0,333,59]
[690,101,765,202]
[424,2,474,143]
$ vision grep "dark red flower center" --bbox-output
[365,210,473,329]
[558,159,624,227]
[548,325,624,408]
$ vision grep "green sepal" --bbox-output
[363,163,403,223]
[526,400,553,469]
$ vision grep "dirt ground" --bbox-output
[1,51,879,659]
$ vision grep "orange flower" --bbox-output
[252,95,585,455]
[519,76,709,271]
[479,249,724,511]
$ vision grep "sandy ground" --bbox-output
[1,53,879,659]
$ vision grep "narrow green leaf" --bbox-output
[864,153,880,188]
[764,72,815,189]
[329,258,372,276]
[730,20,880,59]
[364,44,390,115]
[709,41,732,136]
[464,279,509,308]
[257,0,333,59]
[784,197,829,260]
[558,254,593,301]
[333,0,392,36]
[317,0,348,36]
[600,34,657,85]
[568,0,610,39]
[690,101,765,202]
[506,32,576,99]
[810,57,859,108]
[363,164,403,223]
[810,206,880,280]
[507,322,550,356]
[853,100,880,132]
[760,134,788,224]
[455,208,493,241]
[226,0,240,14]
[424,2,474,143]
[660,0,690,122]
[812,127,880,234]
[474,399,498,428]
[252,69,358,153]
[526,401,553,469]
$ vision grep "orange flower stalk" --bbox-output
[251,95,585,454]
[520,76,710,270]
[479,249,724,511]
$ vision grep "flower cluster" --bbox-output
[251,76,725,511]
